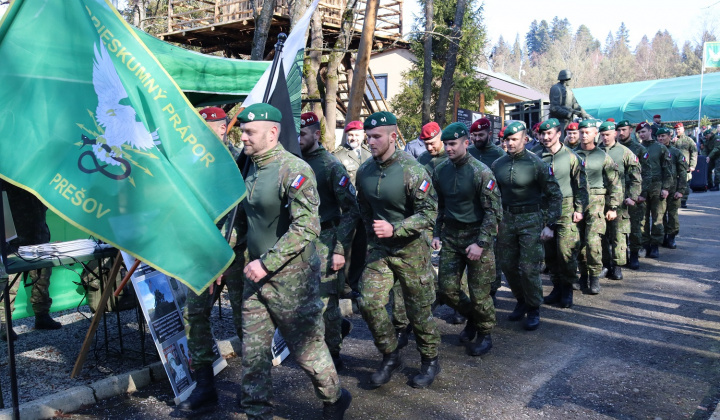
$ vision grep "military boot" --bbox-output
[450,310,466,325]
[628,251,640,270]
[508,300,527,322]
[587,276,601,295]
[543,286,562,305]
[599,266,609,278]
[648,244,660,258]
[370,349,403,388]
[666,234,677,249]
[578,273,589,290]
[458,320,477,343]
[559,284,573,309]
[0,324,17,341]
[331,352,345,372]
[523,307,540,331]
[662,234,670,248]
[341,319,353,339]
[469,334,493,357]
[322,388,352,420]
[410,357,441,388]
[35,313,62,330]
[681,200,687,209]
[395,326,410,350]
[608,265,623,280]
[177,365,218,410]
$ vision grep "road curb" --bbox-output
[0,335,243,420]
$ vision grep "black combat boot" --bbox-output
[508,300,527,322]
[608,265,623,280]
[578,273,589,290]
[341,318,353,339]
[628,251,640,270]
[322,388,352,420]
[559,284,573,308]
[666,234,677,249]
[523,307,540,331]
[681,200,687,208]
[543,285,562,305]
[587,276,601,295]
[469,334,493,356]
[410,357,441,388]
[450,310,466,325]
[35,313,62,330]
[396,326,410,350]
[599,266,609,278]
[178,365,218,410]
[331,352,345,372]
[370,349,403,387]
[458,320,477,343]
[648,244,659,258]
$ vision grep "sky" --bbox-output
[403,0,720,49]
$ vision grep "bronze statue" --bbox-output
[549,70,592,131]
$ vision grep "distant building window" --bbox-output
[366,74,388,99]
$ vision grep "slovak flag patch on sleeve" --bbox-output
[419,180,431,193]
[643,152,649,159]
[634,155,638,162]
[549,166,554,176]
[486,179,495,190]
[291,174,307,189]
[339,175,350,187]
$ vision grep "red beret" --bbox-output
[606,118,615,122]
[653,114,661,119]
[301,112,319,127]
[566,122,579,131]
[344,120,363,132]
[532,123,541,132]
[674,122,683,128]
[420,122,441,140]
[636,121,650,132]
[499,126,506,138]
[199,107,226,122]
[470,118,491,133]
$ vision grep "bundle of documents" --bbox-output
[17,239,110,259]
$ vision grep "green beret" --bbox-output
[656,127,672,136]
[578,119,598,129]
[538,118,559,132]
[441,122,469,141]
[363,111,397,130]
[237,103,282,123]
[598,121,616,132]
[704,129,714,137]
[615,120,631,128]
[503,121,526,139]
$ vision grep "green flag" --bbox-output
[0,0,246,293]
[705,41,720,68]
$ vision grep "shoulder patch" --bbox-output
[548,166,554,176]
[581,159,586,167]
[291,174,307,189]
[486,179,495,190]
[339,175,350,187]
[419,179,431,193]
[634,155,638,162]
[643,152,649,159]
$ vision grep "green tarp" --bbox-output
[574,72,720,123]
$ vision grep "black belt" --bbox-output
[320,219,339,230]
[444,219,484,229]
[502,204,541,214]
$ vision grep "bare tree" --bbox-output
[251,0,278,60]
[346,0,379,122]
[131,0,147,29]
[305,15,324,117]
[434,0,467,126]
[421,0,433,124]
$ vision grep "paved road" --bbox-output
[64,191,720,420]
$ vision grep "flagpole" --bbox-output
[262,33,287,103]
[699,41,705,136]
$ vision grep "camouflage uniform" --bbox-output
[535,144,588,288]
[432,153,501,334]
[332,143,372,185]
[0,183,53,322]
[673,135,698,180]
[239,144,341,418]
[574,146,622,278]
[706,135,720,186]
[356,149,440,359]
[302,145,360,356]
[702,133,717,187]
[640,139,673,247]
[600,141,642,267]
[491,149,562,309]
[664,146,689,236]
[619,138,651,254]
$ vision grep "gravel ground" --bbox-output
[4,191,720,419]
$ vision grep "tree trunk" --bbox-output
[324,0,359,150]
[132,0,147,29]
[421,0,433,124]
[434,0,467,126]
[305,15,324,118]
[289,0,311,29]
[251,0,278,60]
[346,0,379,122]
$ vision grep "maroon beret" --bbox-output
[301,112,319,127]
[199,107,226,122]
[344,120,363,132]
[636,121,650,132]
[420,122,441,140]
[471,118,491,133]
[566,122,579,131]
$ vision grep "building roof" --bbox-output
[476,67,548,102]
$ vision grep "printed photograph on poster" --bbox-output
[163,343,191,393]
[175,336,195,381]
[135,273,177,323]
[168,277,188,309]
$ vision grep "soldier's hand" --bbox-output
[661,189,669,199]
[244,260,269,283]
[637,196,646,203]
[572,212,583,223]
[209,275,223,295]
[624,198,636,206]
[674,192,683,199]
[690,167,695,172]
[605,210,617,221]
[465,244,484,261]
[331,253,346,271]
[540,227,554,241]
[373,220,394,238]
[432,237,442,250]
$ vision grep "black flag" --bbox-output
[269,62,301,157]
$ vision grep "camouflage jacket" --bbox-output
[672,135,697,169]
[536,143,588,214]
[575,146,623,209]
[618,138,651,197]
[332,143,372,185]
[668,145,690,195]
[641,139,674,192]
[416,148,449,177]
[468,141,506,168]
[600,141,643,202]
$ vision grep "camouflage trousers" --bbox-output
[628,200,647,252]
[643,189,667,246]
[602,203,630,267]
[498,210,544,308]
[545,199,581,287]
[183,245,245,369]
[316,228,343,355]
[712,158,720,186]
[358,238,440,358]
[0,269,52,322]
[240,246,341,419]
[663,191,681,236]
[438,225,496,335]
[578,195,607,277]
[491,238,502,294]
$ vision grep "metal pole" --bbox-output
[3,279,19,420]
[262,33,287,104]
[699,42,705,131]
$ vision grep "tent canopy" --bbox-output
[133,28,271,106]
[574,72,720,123]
